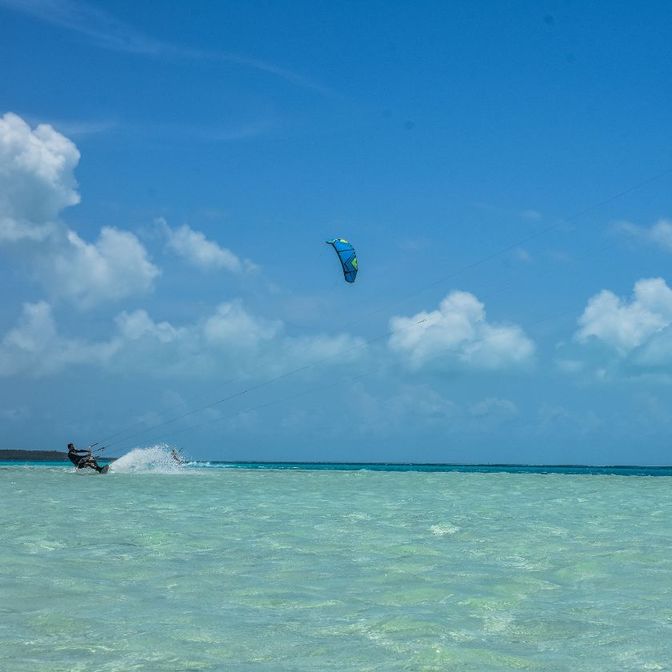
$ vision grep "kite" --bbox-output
[326,238,358,283]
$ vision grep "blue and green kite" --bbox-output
[326,238,358,283]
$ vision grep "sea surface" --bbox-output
[1,447,671,671]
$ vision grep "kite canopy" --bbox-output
[326,238,358,283]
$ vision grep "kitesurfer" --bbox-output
[67,442,104,473]
[170,448,183,464]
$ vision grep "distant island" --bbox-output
[0,449,68,461]
[0,450,117,462]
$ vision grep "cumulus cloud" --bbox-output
[566,278,672,380]
[0,299,365,379]
[38,227,160,308]
[388,291,535,371]
[0,216,56,243]
[2,301,57,353]
[203,301,281,348]
[282,333,366,366]
[115,309,183,343]
[0,112,160,307]
[0,302,118,376]
[576,278,672,354]
[0,112,79,242]
[161,221,252,273]
[200,301,365,375]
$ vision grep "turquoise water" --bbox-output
[1,449,671,671]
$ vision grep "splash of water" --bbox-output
[109,444,186,474]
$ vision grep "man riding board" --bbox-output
[67,442,105,473]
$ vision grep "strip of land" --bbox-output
[0,450,67,461]
[0,450,118,462]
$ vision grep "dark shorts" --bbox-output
[69,454,96,469]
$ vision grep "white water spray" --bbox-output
[109,444,186,474]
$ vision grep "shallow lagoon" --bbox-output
[1,456,670,671]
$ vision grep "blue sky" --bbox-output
[1,0,671,463]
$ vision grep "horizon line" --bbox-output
[1,451,670,469]
[206,461,672,468]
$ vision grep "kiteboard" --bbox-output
[75,464,110,474]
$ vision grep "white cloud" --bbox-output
[633,331,672,369]
[0,302,118,376]
[2,301,57,353]
[616,218,672,253]
[0,217,56,243]
[0,112,160,308]
[576,278,672,354]
[115,309,183,343]
[162,221,252,273]
[649,219,672,252]
[203,301,281,348]
[649,220,672,251]
[0,112,79,242]
[0,299,365,380]
[200,302,365,376]
[282,332,366,366]
[388,291,535,371]
[40,227,160,308]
